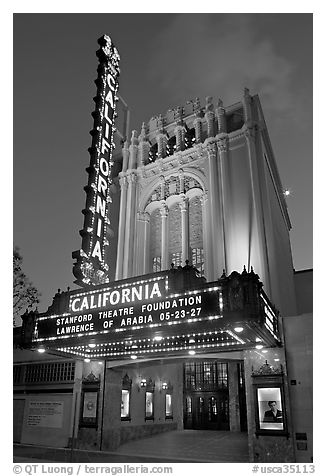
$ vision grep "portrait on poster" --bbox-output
[257,387,283,430]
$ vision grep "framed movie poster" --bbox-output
[252,361,288,436]
[252,365,288,436]
[80,391,99,427]
[257,387,283,430]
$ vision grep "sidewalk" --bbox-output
[13,430,249,463]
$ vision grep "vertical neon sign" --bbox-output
[73,35,120,286]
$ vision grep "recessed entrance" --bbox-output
[183,360,246,431]
[185,392,229,430]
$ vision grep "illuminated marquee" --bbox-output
[34,277,221,341]
[72,35,120,286]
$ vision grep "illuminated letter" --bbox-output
[104,122,111,140]
[96,195,106,217]
[92,241,102,260]
[71,298,81,312]
[98,176,108,195]
[105,90,114,109]
[100,157,109,176]
[101,137,111,155]
[80,297,89,311]
[104,104,113,124]
[96,217,102,237]
[110,290,120,306]
[131,286,142,302]
[103,292,110,307]
[122,288,131,303]
[107,74,115,90]
[150,283,162,299]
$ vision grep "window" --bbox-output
[191,247,204,276]
[165,394,172,419]
[153,256,161,272]
[145,391,154,419]
[24,362,75,383]
[184,361,228,390]
[186,396,192,414]
[121,390,130,420]
[171,251,182,267]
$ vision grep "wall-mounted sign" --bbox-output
[72,34,120,287]
[26,401,64,428]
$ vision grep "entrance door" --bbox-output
[185,392,229,430]
[183,361,230,430]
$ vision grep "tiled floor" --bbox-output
[115,430,249,463]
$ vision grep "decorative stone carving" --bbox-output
[122,373,132,390]
[83,371,101,384]
[252,361,283,376]
[217,137,228,153]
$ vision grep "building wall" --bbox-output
[294,270,313,315]
[283,314,313,462]
[257,132,297,317]
[282,269,313,462]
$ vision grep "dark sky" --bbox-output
[13,13,312,312]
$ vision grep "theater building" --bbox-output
[14,35,312,463]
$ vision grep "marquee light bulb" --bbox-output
[234,327,244,333]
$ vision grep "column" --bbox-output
[217,137,229,274]
[134,212,144,277]
[175,124,185,151]
[115,175,128,280]
[160,204,169,270]
[216,98,227,134]
[101,366,122,451]
[71,360,83,447]
[122,172,137,278]
[193,117,203,144]
[134,211,150,276]
[207,142,224,278]
[138,122,150,166]
[200,192,213,281]
[205,96,216,138]
[228,361,241,432]
[179,197,189,265]
[157,133,168,159]
[143,212,150,274]
[128,130,138,169]
[121,140,129,173]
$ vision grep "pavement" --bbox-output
[13,430,249,463]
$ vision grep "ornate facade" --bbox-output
[115,90,296,318]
